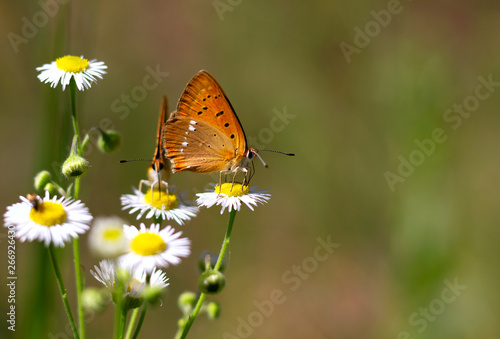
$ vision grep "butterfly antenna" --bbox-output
[119,158,151,164]
[251,150,269,169]
[254,148,295,157]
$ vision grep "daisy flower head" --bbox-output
[130,267,170,306]
[88,216,129,259]
[36,55,107,91]
[121,187,198,225]
[4,192,92,247]
[196,183,271,214]
[119,223,191,273]
[91,260,169,308]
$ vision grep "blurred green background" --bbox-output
[2,0,500,338]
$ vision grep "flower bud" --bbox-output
[81,287,108,313]
[62,153,89,178]
[143,285,164,306]
[123,294,144,310]
[178,291,197,314]
[178,318,187,328]
[34,170,51,190]
[205,301,220,320]
[115,267,131,287]
[98,130,121,153]
[199,270,225,294]
[198,251,225,272]
[43,183,59,197]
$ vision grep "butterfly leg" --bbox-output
[218,171,223,197]
[241,167,250,188]
[139,179,150,195]
[230,170,237,192]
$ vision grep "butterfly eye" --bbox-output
[152,163,164,171]
[247,151,254,160]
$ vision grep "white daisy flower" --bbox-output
[91,260,168,307]
[88,216,129,259]
[196,183,271,214]
[129,267,169,298]
[36,55,107,91]
[4,192,93,247]
[119,223,190,273]
[90,259,117,290]
[121,187,198,225]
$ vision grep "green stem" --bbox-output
[69,78,85,338]
[48,245,80,339]
[177,210,237,339]
[131,305,148,339]
[74,176,81,203]
[214,210,237,271]
[69,79,81,201]
[114,297,122,339]
[174,294,206,339]
[80,127,100,152]
[124,308,140,339]
[113,276,126,339]
[119,308,128,339]
[73,237,84,338]
[69,79,80,151]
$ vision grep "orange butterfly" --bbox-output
[163,70,293,185]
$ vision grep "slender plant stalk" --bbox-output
[69,79,85,339]
[114,275,126,339]
[114,299,122,339]
[177,210,238,339]
[49,244,80,339]
[69,79,80,151]
[131,304,148,339]
[119,309,128,339]
[124,308,140,339]
[214,210,236,271]
[174,294,206,339]
[72,237,84,337]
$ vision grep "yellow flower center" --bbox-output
[144,189,178,209]
[103,229,122,241]
[127,278,142,293]
[214,183,250,196]
[56,55,89,73]
[29,201,67,226]
[130,232,166,256]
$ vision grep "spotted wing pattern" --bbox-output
[164,70,248,173]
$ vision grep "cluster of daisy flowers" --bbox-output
[121,181,270,218]
[2,182,270,310]
[3,183,271,250]
[3,54,274,318]
[3,190,191,305]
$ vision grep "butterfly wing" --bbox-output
[149,95,171,183]
[165,114,237,173]
[164,70,248,173]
